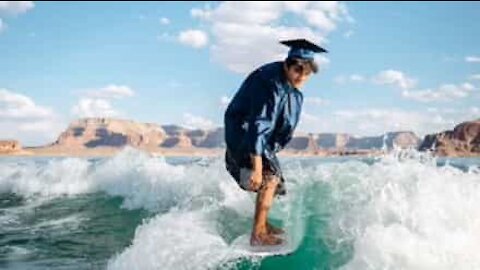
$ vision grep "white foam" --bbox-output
[107,209,233,270]
[33,214,86,231]
[311,151,480,270]
[0,147,243,212]
[0,157,92,197]
[2,147,480,269]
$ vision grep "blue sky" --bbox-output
[1,1,479,146]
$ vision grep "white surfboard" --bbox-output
[230,231,296,257]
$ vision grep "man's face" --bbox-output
[285,64,312,89]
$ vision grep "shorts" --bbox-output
[225,148,286,196]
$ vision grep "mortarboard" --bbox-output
[280,39,328,60]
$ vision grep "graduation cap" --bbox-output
[280,39,328,60]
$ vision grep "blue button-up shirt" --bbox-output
[224,61,304,162]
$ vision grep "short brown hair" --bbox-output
[285,57,318,74]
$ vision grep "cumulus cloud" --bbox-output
[469,74,480,81]
[220,95,231,109]
[178,29,208,48]
[0,1,34,15]
[0,88,63,146]
[372,70,417,90]
[188,1,351,73]
[465,56,480,63]
[72,85,135,118]
[305,97,329,106]
[0,18,5,32]
[0,1,34,34]
[0,88,53,120]
[182,113,215,130]
[402,83,475,102]
[470,106,480,115]
[297,107,480,137]
[160,17,170,25]
[85,85,135,99]
[71,98,118,118]
[335,74,365,84]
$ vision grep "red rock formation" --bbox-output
[419,119,480,156]
[0,140,21,153]
[53,118,167,149]
[30,117,422,156]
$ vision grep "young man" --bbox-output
[224,39,327,246]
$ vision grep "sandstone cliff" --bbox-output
[419,119,480,156]
[0,140,22,153]
[16,118,421,156]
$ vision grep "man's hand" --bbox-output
[249,169,263,191]
[249,155,263,191]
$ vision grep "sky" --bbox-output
[1,1,480,146]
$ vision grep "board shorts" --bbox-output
[225,148,286,196]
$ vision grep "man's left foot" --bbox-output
[266,222,284,235]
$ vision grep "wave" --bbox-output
[1,147,479,269]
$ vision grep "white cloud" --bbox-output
[0,1,34,15]
[0,88,53,119]
[182,113,215,130]
[0,88,63,146]
[190,7,211,20]
[160,17,170,25]
[298,107,480,137]
[305,97,329,106]
[189,1,351,73]
[300,110,319,123]
[0,18,5,32]
[72,85,135,118]
[469,74,480,81]
[178,29,208,48]
[465,56,480,63]
[85,85,135,99]
[71,98,118,118]
[350,74,364,82]
[470,107,480,115]
[372,70,417,90]
[0,1,34,35]
[335,74,365,84]
[220,95,231,109]
[402,82,475,102]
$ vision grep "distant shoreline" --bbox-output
[0,146,386,158]
[1,146,478,158]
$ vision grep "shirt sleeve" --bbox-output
[275,132,292,152]
[245,74,281,156]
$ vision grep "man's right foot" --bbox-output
[250,233,283,246]
[266,222,284,235]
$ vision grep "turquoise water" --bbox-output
[1,148,479,269]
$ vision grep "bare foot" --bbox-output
[250,232,283,246]
[266,222,284,235]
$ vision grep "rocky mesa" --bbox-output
[22,118,421,156]
[419,119,480,156]
[0,140,22,154]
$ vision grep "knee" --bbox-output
[264,175,279,188]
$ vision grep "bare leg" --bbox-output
[250,177,283,246]
[265,179,284,235]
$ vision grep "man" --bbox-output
[224,39,327,246]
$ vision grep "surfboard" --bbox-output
[230,231,295,257]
